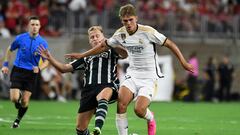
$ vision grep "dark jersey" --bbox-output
[71,49,119,87]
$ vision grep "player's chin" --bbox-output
[94,42,101,46]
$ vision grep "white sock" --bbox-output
[116,113,128,135]
[48,91,56,99]
[144,108,154,121]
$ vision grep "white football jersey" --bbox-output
[107,24,167,78]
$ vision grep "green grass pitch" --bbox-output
[0,100,240,135]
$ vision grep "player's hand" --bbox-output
[38,45,51,60]
[1,67,9,74]
[183,63,194,73]
[33,66,39,73]
[65,53,83,59]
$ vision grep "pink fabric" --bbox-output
[188,57,199,77]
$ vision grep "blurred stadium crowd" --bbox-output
[0,0,240,38]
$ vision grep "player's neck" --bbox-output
[29,32,39,38]
[128,24,138,35]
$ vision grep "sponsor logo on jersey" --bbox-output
[126,46,144,54]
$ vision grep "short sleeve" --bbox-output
[106,36,121,48]
[10,35,21,51]
[42,39,49,49]
[148,27,167,46]
[70,58,86,71]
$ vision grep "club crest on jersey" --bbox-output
[139,39,143,44]
[121,33,126,43]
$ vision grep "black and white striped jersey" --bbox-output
[71,49,119,87]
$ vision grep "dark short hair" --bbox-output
[28,16,39,21]
[119,4,137,18]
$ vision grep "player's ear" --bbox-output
[135,16,138,22]
[120,17,124,24]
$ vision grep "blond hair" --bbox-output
[88,26,103,34]
[119,4,136,18]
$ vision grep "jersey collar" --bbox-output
[128,24,138,36]
[28,32,40,39]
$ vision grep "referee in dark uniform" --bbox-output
[38,26,127,135]
[1,16,49,128]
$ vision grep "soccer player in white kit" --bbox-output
[65,4,194,135]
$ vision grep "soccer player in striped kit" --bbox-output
[38,26,127,135]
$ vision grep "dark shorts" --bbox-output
[10,66,38,92]
[78,83,118,113]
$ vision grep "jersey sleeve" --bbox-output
[148,27,167,46]
[10,35,21,51]
[110,48,119,59]
[106,36,121,48]
[106,28,123,48]
[70,58,86,71]
[41,38,49,49]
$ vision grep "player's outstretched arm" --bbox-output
[65,39,128,59]
[65,41,108,59]
[164,39,194,73]
[38,45,73,73]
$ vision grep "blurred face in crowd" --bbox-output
[223,56,229,64]
[88,28,105,48]
[121,15,138,35]
[28,19,41,37]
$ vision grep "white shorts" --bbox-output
[121,75,158,101]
